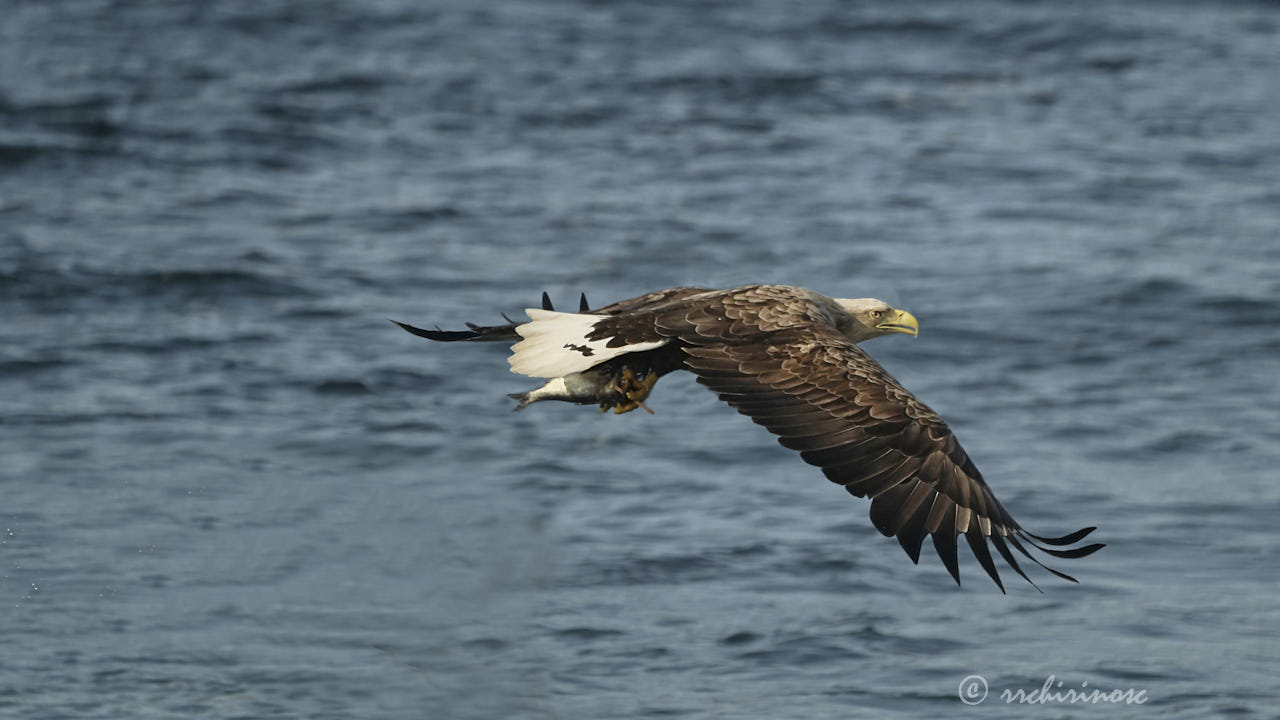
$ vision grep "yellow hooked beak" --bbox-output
[876,308,919,337]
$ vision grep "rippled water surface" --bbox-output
[3,1,1279,718]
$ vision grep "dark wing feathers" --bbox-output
[965,524,1006,592]
[392,289,563,343]
[390,319,519,343]
[930,503,961,585]
[401,284,1100,590]
[394,287,710,345]
[655,294,1100,590]
[1025,526,1098,546]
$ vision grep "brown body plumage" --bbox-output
[394,284,1103,591]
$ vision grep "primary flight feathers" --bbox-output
[394,284,1102,591]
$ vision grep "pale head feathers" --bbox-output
[833,298,919,343]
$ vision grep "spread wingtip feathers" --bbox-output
[395,284,1104,591]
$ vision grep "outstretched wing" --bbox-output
[393,287,714,343]
[590,286,713,315]
[659,314,1102,590]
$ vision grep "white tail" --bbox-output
[508,309,667,378]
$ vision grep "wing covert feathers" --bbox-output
[662,293,1101,591]
[400,284,1101,590]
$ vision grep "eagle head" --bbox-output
[834,298,920,342]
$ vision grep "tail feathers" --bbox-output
[510,309,670,378]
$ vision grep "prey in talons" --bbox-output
[393,290,676,414]
[393,284,1105,591]
[600,366,658,414]
[506,360,663,413]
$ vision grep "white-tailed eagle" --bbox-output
[394,284,1102,591]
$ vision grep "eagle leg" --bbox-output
[603,367,658,415]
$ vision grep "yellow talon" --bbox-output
[604,368,659,415]
[630,372,659,399]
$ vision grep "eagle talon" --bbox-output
[604,367,658,414]
[400,285,1103,590]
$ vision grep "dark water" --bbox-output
[3,1,1279,718]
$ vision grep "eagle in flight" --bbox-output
[394,284,1102,591]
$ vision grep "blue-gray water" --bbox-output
[3,1,1279,718]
